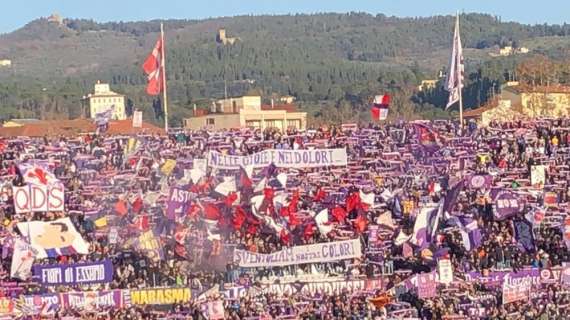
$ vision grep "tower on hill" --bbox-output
[216,28,240,45]
[47,13,63,25]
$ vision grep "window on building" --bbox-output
[232,101,237,113]
[246,120,261,129]
[206,118,215,125]
[287,119,301,129]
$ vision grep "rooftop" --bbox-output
[463,99,499,118]
[0,118,164,137]
[260,104,298,112]
[504,84,570,94]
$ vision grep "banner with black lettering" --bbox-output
[128,287,192,305]
[233,239,362,268]
[207,149,348,169]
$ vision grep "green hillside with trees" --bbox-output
[1,12,570,126]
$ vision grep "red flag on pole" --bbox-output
[143,37,163,96]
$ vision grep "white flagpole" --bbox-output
[160,23,169,133]
[457,14,464,131]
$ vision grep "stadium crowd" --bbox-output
[0,118,569,319]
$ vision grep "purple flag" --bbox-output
[447,216,481,251]
[166,187,194,219]
[466,175,492,189]
[491,188,524,220]
[514,219,534,252]
[443,180,464,214]
[412,203,441,249]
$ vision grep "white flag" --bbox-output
[10,239,36,280]
[445,14,464,109]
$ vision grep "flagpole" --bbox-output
[457,14,464,132]
[160,23,169,134]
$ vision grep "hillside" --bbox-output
[1,12,570,125]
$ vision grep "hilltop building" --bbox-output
[216,28,240,45]
[496,46,530,56]
[417,80,438,92]
[47,13,63,25]
[85,81,126,120]
[184,95,307,131]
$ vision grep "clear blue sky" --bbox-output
[2,0,570,33]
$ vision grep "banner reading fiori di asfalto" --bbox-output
[207,149,348,169]
[33,260,113,286]
[233,239,362,268]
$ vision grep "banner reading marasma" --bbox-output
[129,287,191,305]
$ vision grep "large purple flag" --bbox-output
[448,216,481,251]
[514,219,534,252]
[412,203,441,249]
[491,188,524,220]
[443,180,464,214]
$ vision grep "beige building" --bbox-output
[464,99,526,126]
[465,83,570,125]
[212,96,262,114]
[85,81,126,120]
[0,59,11,67]
[185,95,307,131]
[501,85,570,118]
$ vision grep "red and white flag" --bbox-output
[371,94,390,121]
[445,14,464,109]
[18,162,59,186]
[143,37,164,96]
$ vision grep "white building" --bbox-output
[0,60,11,67]
[185,95,307,131]
[85,81,126,120]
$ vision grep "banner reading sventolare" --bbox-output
[234,239,362,268]
[207,149,348,169]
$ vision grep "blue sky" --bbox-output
[2,0,570,33]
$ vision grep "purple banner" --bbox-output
[23,293,62,315]
[417,273,437,299]
[166,187,194,219]
[466,175,492,189]
[491,189,524,220]
[63,290,123,310]
[33,260,113,286]
[562,266,570,286]
[464,268,563,287]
